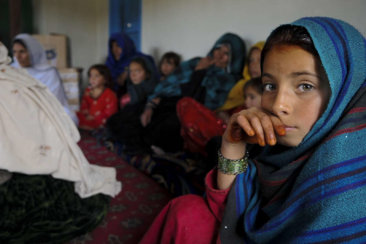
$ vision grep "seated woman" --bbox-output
[140,17,366,243]
[106,32,157,97]
[138,33,245,153]
[0,42,121,242]
[11,33,78,124]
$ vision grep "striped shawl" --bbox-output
[220,17,366,243]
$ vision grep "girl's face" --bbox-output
[129,62,146,85]
[111,41,123,61]
[13,43,31,67]
[244,86,261,109]
[248,48,261,78]
[89,68,106,89]
[261,45,330,147]
[213,44,230,69]
[161,59,176,77]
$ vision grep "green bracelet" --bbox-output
[217,150,248,175]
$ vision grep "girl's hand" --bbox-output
[221,107,285,156]
[218,108,285,190]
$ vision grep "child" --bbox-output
[243,77,262,109]
[77,64,118,130]
[119,56,158,108]
[105,56,158,154]
[141,17,366,243]
[158,51,181,80]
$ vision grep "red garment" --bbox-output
[177,97,227,155]
[140,169,230,244]
[77,87,118,129]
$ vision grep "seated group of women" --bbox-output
[3,16,366,243]
[103,31,265,157]
[10,29,265,159]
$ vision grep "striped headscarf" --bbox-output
[221,17,366,243]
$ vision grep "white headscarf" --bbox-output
[0,42,121,197]
[12,33,78,124]
[0,42,12,65]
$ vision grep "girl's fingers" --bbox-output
[259,114,276,146]
[236,111,265,146]
[270,116,286,136]
[247,116,266,146]
[225,108,286,147]
[236,114,255,137]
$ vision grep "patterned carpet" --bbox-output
[68,132,172,244]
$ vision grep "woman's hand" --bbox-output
[140,107,153,127]
[195,57,214,70]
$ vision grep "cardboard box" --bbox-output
[33,34,69,68]
[58,67,82,112]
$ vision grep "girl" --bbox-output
[11,33,78,124]
[77,64,118,130]
[158,51,181,80]
[242,77,262,109]
[119,56,158,108]
[106,56,159,154]
[140,17,366,243]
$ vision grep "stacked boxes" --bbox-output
[32,34,81,113]
[32,34,69,68]
[58,68,82,113]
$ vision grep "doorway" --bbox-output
[109,0,142,50]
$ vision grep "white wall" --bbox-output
[32,0,366,86]
[33,0,109,84]
[142,0,366,61]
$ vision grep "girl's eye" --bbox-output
[263,83,276,92]
[299,83,314,92]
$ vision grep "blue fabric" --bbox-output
[221,17,366,243]
[106,32,157,91]
[149,33,245,110]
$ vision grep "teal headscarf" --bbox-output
[221,17,366,243]
[148,33,245,110]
